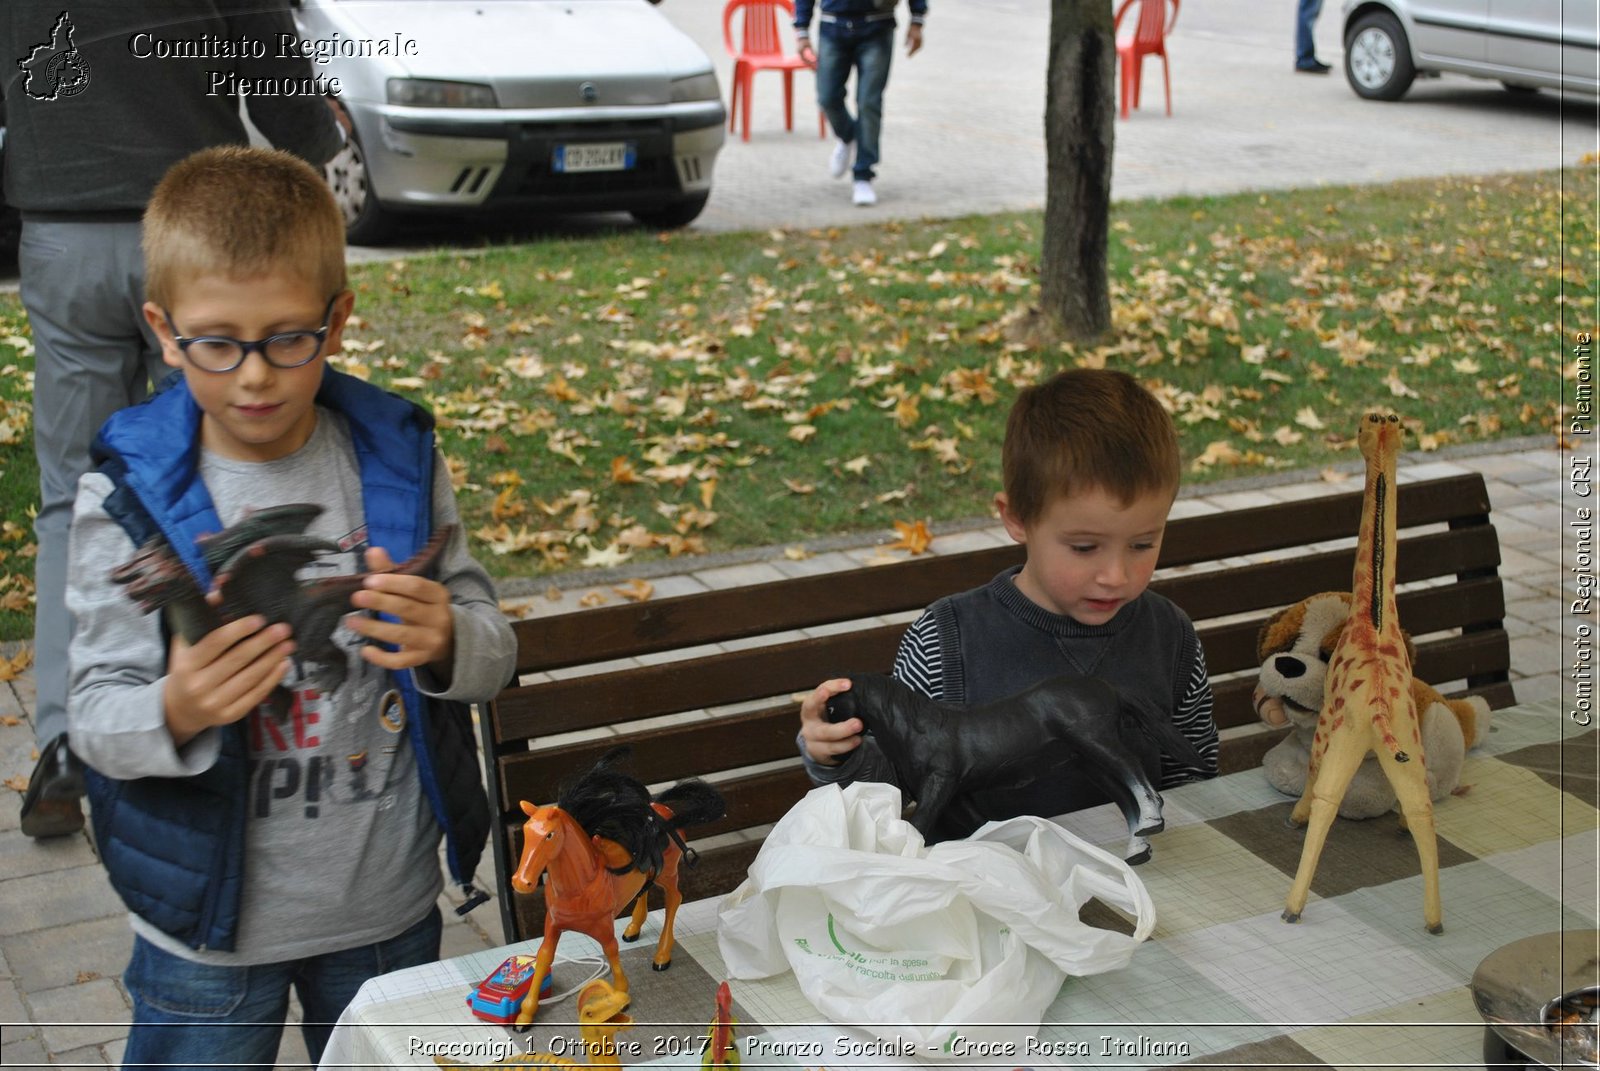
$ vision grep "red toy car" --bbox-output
[467,953,555,1024]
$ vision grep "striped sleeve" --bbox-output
[798,613,940,789]
[1161,642,1220,787]
[890,610,944,700]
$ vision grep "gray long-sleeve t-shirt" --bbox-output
[66,408,515,964]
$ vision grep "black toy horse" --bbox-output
[110,503,453,716]
[826,673,1205,862]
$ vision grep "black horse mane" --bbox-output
[556,747,726,876]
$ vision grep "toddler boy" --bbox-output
[799,368,1218,839]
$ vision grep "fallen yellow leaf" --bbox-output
[610,457,644,485]
[784,546,812,561]
[886,519,934,555]
[893,395,921,429]
[613,579,655,603]
[580,540,631,569]
[1191,441,1243,469]
[0,646,33,683]
[491,485,524,522]
[1385,372,1419,399]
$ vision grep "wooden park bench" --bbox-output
[479,472,1515,941]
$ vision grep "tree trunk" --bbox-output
[1040,0,1116,343]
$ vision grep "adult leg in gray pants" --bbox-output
[19,219,166,838]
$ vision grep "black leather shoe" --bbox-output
[19,733,86,839]
[1295,59,1333,74]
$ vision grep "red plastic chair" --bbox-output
[723,0,826,142]
[1114,0,1179,119]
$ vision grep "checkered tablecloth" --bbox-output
[319,698,1596,1070]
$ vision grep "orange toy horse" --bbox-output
[510,750,725,1029]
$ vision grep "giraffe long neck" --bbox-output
[1350,451,1400,642]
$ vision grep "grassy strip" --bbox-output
[0,168,1586,641]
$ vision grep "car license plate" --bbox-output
[553,142,635,173]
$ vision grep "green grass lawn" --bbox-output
[0,168,1588,642]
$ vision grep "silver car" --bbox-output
[293,0,726,242]
[1341,0,1599,100]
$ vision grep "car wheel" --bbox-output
[1344,11,1416,101]
[323,127,394,245]
[631,193,709,230]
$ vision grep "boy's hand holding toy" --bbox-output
[345,546,457,678]
[798,677,860,765]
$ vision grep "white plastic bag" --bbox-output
[717,782,1155,1057]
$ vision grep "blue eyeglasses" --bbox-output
[163,295,339,373]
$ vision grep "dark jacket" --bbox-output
[0,0,340,216]
[794,0,927,40]
[83,370,490,951]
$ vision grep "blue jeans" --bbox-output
[815,29,893,181]
[120,905,441,1069]
[1296,0,1324,65]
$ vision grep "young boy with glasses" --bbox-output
[63,146,516,1067]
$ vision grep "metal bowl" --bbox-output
[1541,984,1600,1066]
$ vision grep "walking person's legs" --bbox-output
[18,219,161,838]
[851,29,894,183]
[817,33,858,177]
[1295,0,1328,71]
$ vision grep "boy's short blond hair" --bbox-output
[1003,368,1180,527]
[143,146,346,308]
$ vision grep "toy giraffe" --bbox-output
[1281,412,1444,934]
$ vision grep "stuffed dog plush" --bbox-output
[1254,592,1490,819]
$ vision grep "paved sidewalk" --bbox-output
[667,0,1596,233]
[0,437,1575,1068]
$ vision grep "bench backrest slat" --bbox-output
[504,473,1492,674]
[481,473,1514,942]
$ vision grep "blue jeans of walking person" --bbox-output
[816,28,893,181]
[1296,0,1324,66]
[120,906,441,1068]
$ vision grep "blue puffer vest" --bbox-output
[84,369,490,951]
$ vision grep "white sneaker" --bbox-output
[829,139,852,179]
[852,179,876,206]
